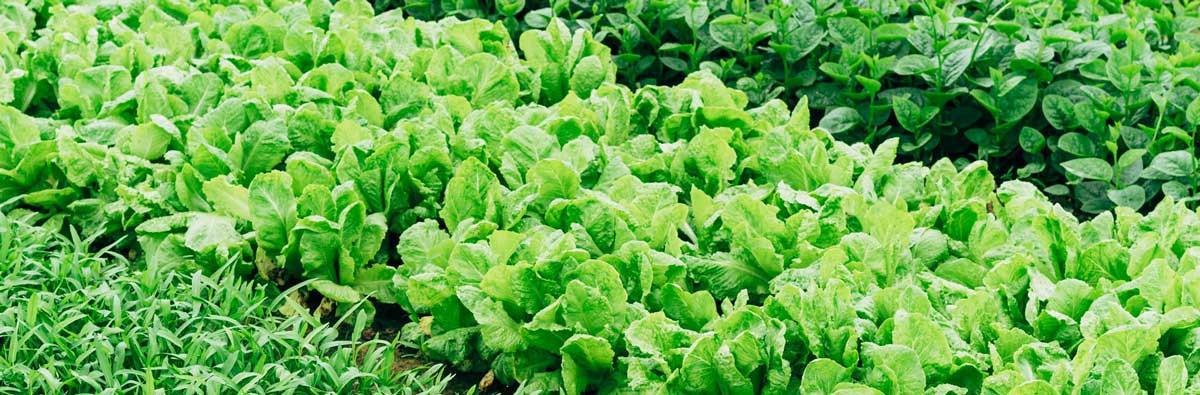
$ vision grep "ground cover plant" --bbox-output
[0,210,454,394]
[0,0,1198,394]
[384,0,1200,215]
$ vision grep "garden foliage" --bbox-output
[391,0,1200,214]
[0,0,1198,394]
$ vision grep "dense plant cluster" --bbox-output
[386,0,1200,215]
[1,0,1199,394]
[0,213,453,394]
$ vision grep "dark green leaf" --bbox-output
[1019,127,1045,153]
[1041,95,1076,130]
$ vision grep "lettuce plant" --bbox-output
[394,72,1200,393]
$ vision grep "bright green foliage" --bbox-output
[0,0,615,305]
[2,0,1200,394]
[392,71,1200,392]
[0,213,453,394]
[387,0,1200,213]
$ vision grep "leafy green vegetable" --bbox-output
[387,67,1200,392]
[388,0,1200,213]
[2,1,1199,394]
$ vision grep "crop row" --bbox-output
[387,0,1200,215]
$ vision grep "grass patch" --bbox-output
[0,211,456,394]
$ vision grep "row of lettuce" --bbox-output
[0,0,1198,394]
[387,0,1200,215]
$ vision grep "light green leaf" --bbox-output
[230,119,291,180]
[560,334,615,395]
[311,279,362,304]
[819,107,862,134]
[248,171,297,252]
[202,175,251,221]
[440,157,503,232]
[1106,185,1145,210]
[1061,158,1113,181]
[1145,151,1195,179]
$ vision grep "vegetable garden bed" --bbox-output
[1,0,1198,394]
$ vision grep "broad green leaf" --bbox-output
[939,41,972,86]
[440,157,503,232]
[709,15,754,53]
[891,312,952,378]
[891,96,937,132]
[802,359,851,395]
[230,119,291,180]
[1106,185,1145,210]
[1057,133,1098,157]
[202,175,251,221]
[527,159,581,208]
[560,335,614,395]
[458,285,526,352]
[248,171,297,252]
[819,107,862,134]
[1155,355,1187,395]
[1145,151,1195,179]
[892,55,935,76]
[311,279,362,304]
[1187,96,1200,126]
[660,284,717,331]
[1019,127,1045,153]
[997,78,1039,122]
[1082,359,1145,395]
[119,123,172,160]
[862,344,925,395]
[1042,95,1076,130]
[1061,158,1113,181]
